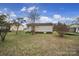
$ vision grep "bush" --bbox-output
[54,22,69,37]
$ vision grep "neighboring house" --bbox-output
[26,23,54,33]
[10,25,25,31]
[70,24,79,32]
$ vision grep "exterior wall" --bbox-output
[35,26,53,32]
[70,27,79,32]
[26,26,32,32]
[76,28,79,32]
[18,26,24,30]
[69,28,76,32]
[27,25,53,32]
[10,25,16,31]
[10,25,24,31]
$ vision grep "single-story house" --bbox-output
[70,24,79,32]
[26,23,54,33]
[10,25,25,31]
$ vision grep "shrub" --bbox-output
[54,22,69,37]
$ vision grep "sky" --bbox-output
[0,3,79,24]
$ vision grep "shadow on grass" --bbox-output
[65,32,79,36]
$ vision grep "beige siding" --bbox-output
[10,25,16,31]
[10,25,24,31]
[35,26,53,32]
[26,26,32,31]
[27,25,53,32]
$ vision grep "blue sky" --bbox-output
[0,3,79,17]
[0,3,79,24]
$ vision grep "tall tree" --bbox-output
[12,19,20,35]
[0,14,6,23]
[0,14,10,42]
[28,7,40,35]
[12,18,23,34]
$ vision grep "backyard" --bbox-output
[0,31,79,56]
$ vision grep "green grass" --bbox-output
[0,31,79,56]
[65,32,79,36]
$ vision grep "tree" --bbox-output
[0,14,10,42]
[16,18,23,34]
[0,14,6,23]
[12,17,23,35]
[28,7,40,35]
[54,22,69,37]
[12,19,21,35]
[72,17,79,25]
[76,17,79,24]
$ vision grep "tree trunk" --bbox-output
[58,32,64,37]
[16,25,19,35]
[31,25,35,35]
[1,32,7,42]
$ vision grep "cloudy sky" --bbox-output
[0,3,79,24]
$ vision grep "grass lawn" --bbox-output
[0,31,79,56]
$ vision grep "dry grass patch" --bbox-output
[0,31,79,56]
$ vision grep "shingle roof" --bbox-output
[27,23,53,26]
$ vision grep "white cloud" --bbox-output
[53,14,62,19]
[10,12,16,17]
[43,10,47,13]
[52,14,75,24]
[0,8,17,23]
[3,8,8,12]
[21,7,26,12]
[24,17,29,20]
[0,10,2,14]
[23,15,75,24]
[22,16,53,24]
[27,6,39,13]
[36,16,52,23]
[0,8,8,15]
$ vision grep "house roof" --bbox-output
[27,23,53,26]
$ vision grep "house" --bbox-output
[70,24,79,32]
[10,25,25,31]
[26,23,54,33]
